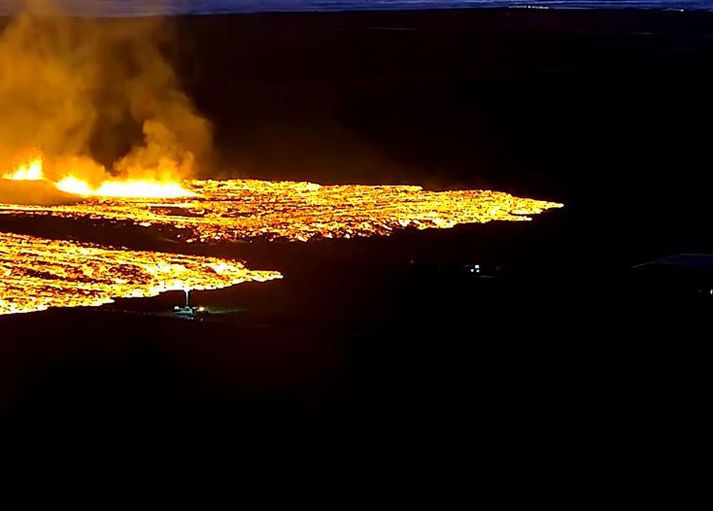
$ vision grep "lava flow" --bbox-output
[0,156,562,315]
[0,175,563,242]
[2,156,196,199]
[0,231,281,316]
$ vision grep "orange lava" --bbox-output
[0,178,563,242]
[4,155,196,199]
[0,156,563,315]
[0,231,281,315]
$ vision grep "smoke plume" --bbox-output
[0,0,212,183]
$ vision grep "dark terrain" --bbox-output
[1,9,711,492]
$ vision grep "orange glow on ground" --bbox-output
[0,178,564,242]
[57,176,196,198]
[0,231,281,315]
[4,155,196,199]
[0,155,563,316]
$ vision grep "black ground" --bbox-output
[1,9,711,493]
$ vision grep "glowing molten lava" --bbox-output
[3,156,196,199]
[57,176,196,199]
[3,157,43,181]
[0,231,281,316]
[0,178,564,242]
[0,156,563,316]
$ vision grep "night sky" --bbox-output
[0,1,711,16]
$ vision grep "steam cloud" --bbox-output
[0,0,212,183]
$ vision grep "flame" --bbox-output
[92,180,196,198]
[3,157,44,181]
[55,176,93,195]
[4,155,196,199]
[57,176,196,198]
